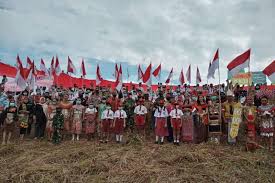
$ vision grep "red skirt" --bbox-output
[155,117,168,137]
[102,119,112,133]
[113,118,124,134]
[171,118,181,130]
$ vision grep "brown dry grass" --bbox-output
[0,138,274,183]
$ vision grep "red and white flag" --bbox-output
[263,60,275,83]
[67,56,77,74]
[227,49,250,77]
[165,68,173,84]
[15,56,27,89]
[50,56,55,76]
[196,66,202,84]
[26,57,32,69]
[207,60,212,79]
[152,64,161,80]
[142,63,152,85]
[208,49,219,79]
[55,56,61,75]
[80,59,86,77]
[179,68,185,85]
[114,63,119,79]
[186,64,191,83]
[96,64,103,85]
[26,61,36,89]
[137,64,143,81]
[115,64,123,91]
[40,59,49,76]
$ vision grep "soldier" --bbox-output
[123,93,135,132]
[52,107,64,145]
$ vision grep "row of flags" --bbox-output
[13,49,275,90]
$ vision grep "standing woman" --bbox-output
[34,97,47,139]
[154,100,169,144]
[84,103,97,141]
[181,94,193,143]
[18,97,31,140]
[59,92,73,138]
[47,98,58,141]
[257,96,274,151]
[71,98,85,141]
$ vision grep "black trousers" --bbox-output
[35,122,46,138]
[167,117,174,142]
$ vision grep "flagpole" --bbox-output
[218,53,222,127]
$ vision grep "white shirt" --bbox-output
[101,109,114,120]
[169,109,183,119]
[114,110,127,119]
[134,105,148,115]
[154,107,169,118]
[85,108,97,114]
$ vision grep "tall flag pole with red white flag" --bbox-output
[179,68,185,85]
[114,63,119,79]
[40,59,49,76]
[142,63,152,86]
[196,66,202,84]
[50,56,55,77]
[80,59,86,77]
[186,64,191,84]
[227,49,251,77]
[67,56,77,74]
[26,61,36,90]
[55,55,61,76]
[152,63,161,81]
[165,68,173,84]
[262,60,275,83]
[115,64,123,91]
[137,64,143,82]
[208,49,219,79]
[96,64,103,86]
[207,60,212,84]
[15,55,27,90]
[26,57,32,69]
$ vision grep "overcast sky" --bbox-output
[0,0,274,84]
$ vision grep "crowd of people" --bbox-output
[0,80,274,152]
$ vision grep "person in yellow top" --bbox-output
[222,90,239,145]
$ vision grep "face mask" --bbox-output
[106,106,111,110]
[9,103,15,107]
[102,100,106,103]
[89,105,94,109]
[76,101,81,105]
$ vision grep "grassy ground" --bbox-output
[0,137,274,183]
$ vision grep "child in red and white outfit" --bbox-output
[169,102,183,145]
[134,98,147,136]
[100,103,114,143]
[84,104,97,141]
[154,100,169,144]
[113,103,127,143]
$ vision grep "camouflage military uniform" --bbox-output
[123,98,135,132]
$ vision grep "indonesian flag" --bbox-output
[152,64,161,80]
[115,64,123,91]
[196,66,202,84]
[208,49,219,79]
[207,60,212,79]
[114,63,119,79]
[26,57,32,69]
[96,64,103,85]
[80,59,86,77]
[165,68,173,84]
[137,64,143,81]
[179,68,185,85]
[40,59,49,76]
[142,63,152,84]
[186,64,191,83]
[26,61,36,89]
[227,49,250,77]
[263,60,275,83]
[67,56,77,74]
[55,56,61,75]
[50,56,55,76]
[15,56,27,90]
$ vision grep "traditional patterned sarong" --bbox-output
[181,115,193,142]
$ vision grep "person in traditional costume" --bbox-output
[71,98,85,141]
[34,97,47,139]
[84,103,97,141]
[243,95,258,151]
[134,98,147,137]
[107,92,120,112]
[169,102,183,145]
[181,94,194,143]
[59,92,73,137]
[154,100,168,144]
[52,107,64,145]
[257,96,274,151]
[123,93,135,132]
[208,96,221,143]
[222,90,237,144]
[18,97,31,140]
[100,103,114,143]
[113,103,127,143]
[47,98,58,141]
[143,93,154,136]
[2,100,17,145]
[0,85,9,127]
